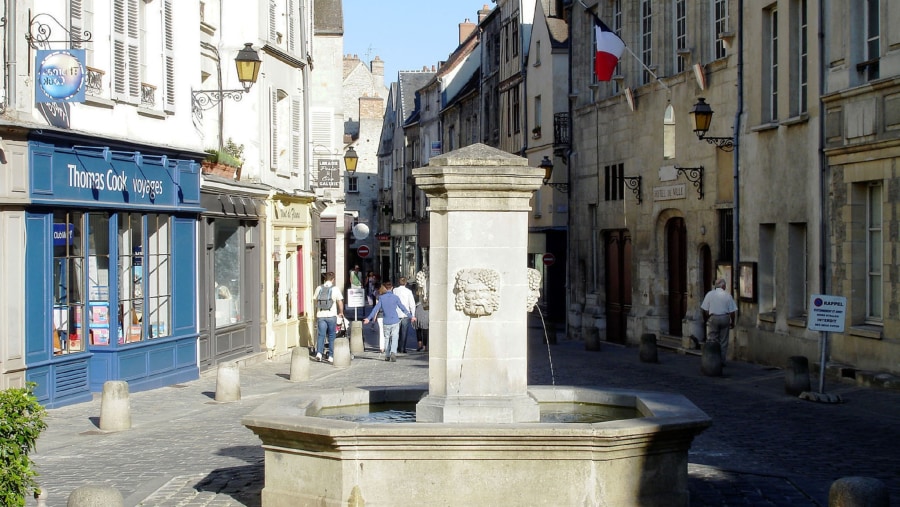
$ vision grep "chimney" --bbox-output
[478,4,491,23]
[370,55,384,76]
[459,18,475,44]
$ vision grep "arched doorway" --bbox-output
[666,217,687,336]
[604,229,632,344]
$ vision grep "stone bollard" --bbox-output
[215,362,241,402]
[639,333,658,363]
[583,324,601,351]
[99,381,131,432]
[350,321,364,354]
[828,476,890,507]
[701,341,723,377]
[67,485,124,507]
[289,346,310,382]
[785,355,812,396]
[333,337,352,368]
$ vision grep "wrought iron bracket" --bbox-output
[622,176,642,205]
[698,135,734,152]
[191,89,247,120]
[546,182,569,194]
[674,165,704,200]
[25,10,92,49]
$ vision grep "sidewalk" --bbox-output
[27,322,900,506]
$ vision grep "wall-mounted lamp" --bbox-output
[192,43,262,116]
[343,147,359,174]
[540,156,568,194]
[689,98,734,152]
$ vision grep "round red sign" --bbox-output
[357,245,370,258]
[542,253,556,266]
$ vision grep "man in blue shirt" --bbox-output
[364,281,415,362]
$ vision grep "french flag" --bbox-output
[593,15,625,82]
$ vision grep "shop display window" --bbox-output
[52,212,86,355]
[118,213,171,342]
[215,219,242,328]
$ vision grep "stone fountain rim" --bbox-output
[242,384,711,437]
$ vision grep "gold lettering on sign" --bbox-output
[653,184,686,201]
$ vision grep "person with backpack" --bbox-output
[313,272,344,363]
[363,281,414,362]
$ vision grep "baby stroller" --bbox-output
[335,316,350,338]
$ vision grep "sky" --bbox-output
[342,0,491,86]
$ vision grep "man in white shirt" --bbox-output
[700,278,737,363]
[313,272,344,363]
[392,277,416,353]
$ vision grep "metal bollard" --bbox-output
[99,381,131,432]
[215,362,241,402]
[290,346,310,381]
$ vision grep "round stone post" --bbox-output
[215,362,241,402]
[67,485,124,507]
[332,337,351,368]
[828,476,889,507]
[99,381,131,431]
[785,355,811,396]
[349,321,364,353]
[290,346,310,381]
[639,333,659,363]
[701,341,723,377]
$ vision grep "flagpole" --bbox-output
[579,0,670,90]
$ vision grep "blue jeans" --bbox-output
[316,316,337,355]
[398,317,411,351]
[383,322,400,356]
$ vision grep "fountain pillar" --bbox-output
[413,144,544,423]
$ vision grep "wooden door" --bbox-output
[605,229,632,344]
[667,218,687,336]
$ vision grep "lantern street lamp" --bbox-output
[689,97,735,152]
[343,147,359,174]
[540,156,568,193]
[192,42,262,118]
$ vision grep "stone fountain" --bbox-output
[243,144,710,506]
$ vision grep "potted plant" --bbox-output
[531,126,542,139]
[0,383,47,506]
[201,138,245,179]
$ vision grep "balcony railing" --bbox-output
[85,67,104,96]
[553,112,569,148]
[141,83,157,108]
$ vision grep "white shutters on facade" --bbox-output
[113,0,140,102]
[270,89,279,171]
[163,0,175,111]
[291,98,302,176]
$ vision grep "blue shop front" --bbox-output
[25,135,203,408]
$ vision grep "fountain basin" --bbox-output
[242,385,710,506]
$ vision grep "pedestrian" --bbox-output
[363,281,414,362]
[366,271,377,306]
[349,265,363,289]
[312,272,344,363]
[700,278,737,363]
[392,277,416,353]
[414,300,429,352]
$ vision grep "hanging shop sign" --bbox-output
[35,49,86,103]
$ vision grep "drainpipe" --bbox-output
[816,0,827,296]
[2,0,15,114]
[732,0,744,316]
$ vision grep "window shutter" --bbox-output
[127,0,140,101]
[291,97,302,175]
[70,0,83,48]
[113,1,127,98]
[270,89,279,171]
[287,0,296,53]
[163,0,175,110]
[268,1,277,42]
[311,108,333,184]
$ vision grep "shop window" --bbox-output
[215,219,243,327]
[118,213,171,342]
[52,212,86,355]
[88,214,112,345]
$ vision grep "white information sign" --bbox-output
[807,294,847,332]
[346,288,366,308]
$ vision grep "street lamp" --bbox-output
[540,156,568,194]
[689,98,735,152]
[192,43,262,119]
[343,147,359,174]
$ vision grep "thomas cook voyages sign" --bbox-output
[36,49,86,103]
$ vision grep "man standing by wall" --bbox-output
[700,278,737,363]
[393,277,416,353]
